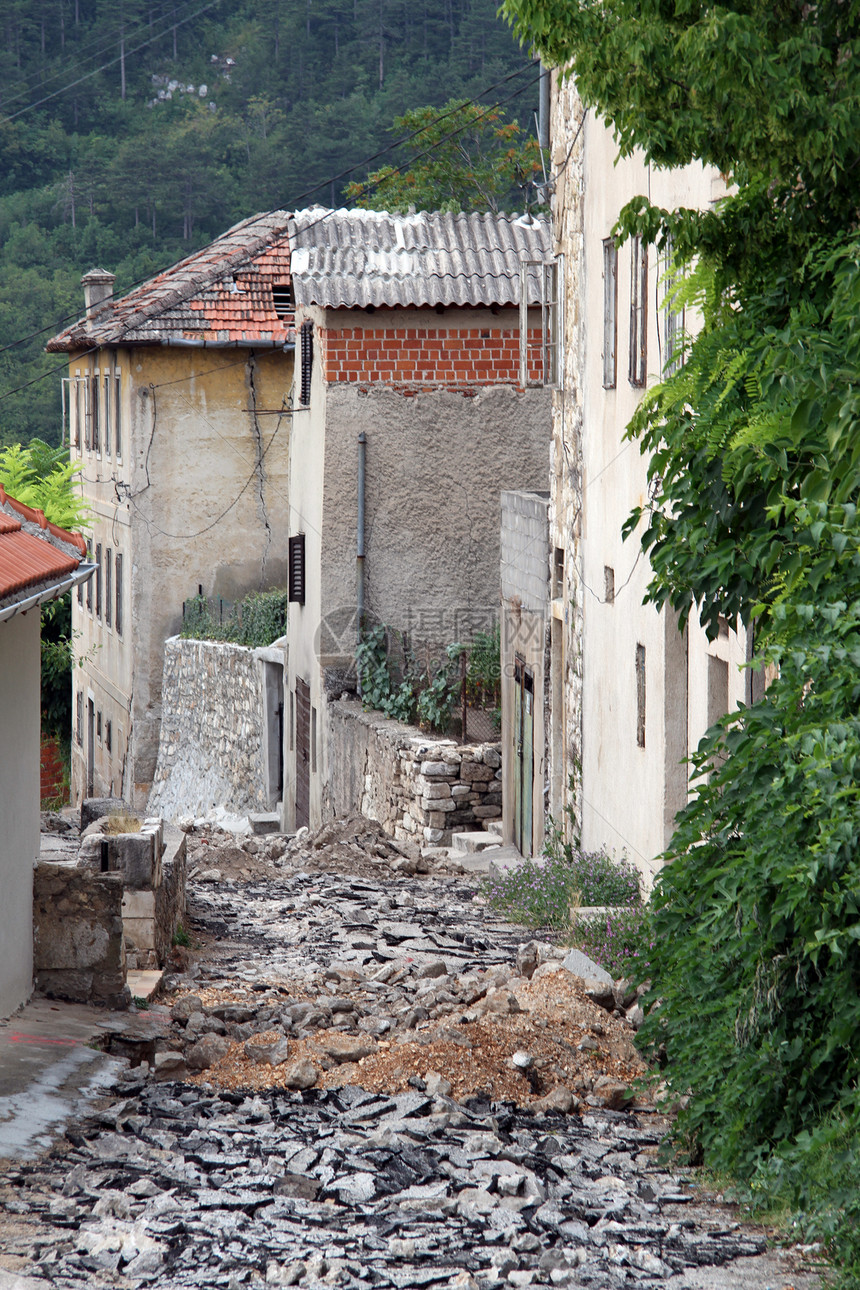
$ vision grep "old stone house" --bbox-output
[284,207,554,834]
[507,81,749,879]
[47,213,294,810]
[0,488,93,1017]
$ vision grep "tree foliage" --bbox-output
[504,0,860,1270]
[344,99,543,213]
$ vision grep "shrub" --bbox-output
[573,905,654,980]
[181,588,287,648]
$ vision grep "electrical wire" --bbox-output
[0,60,541,361]
[0,0,224,125]
[0,0,216,115]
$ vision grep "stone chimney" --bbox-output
[81,268,116,317]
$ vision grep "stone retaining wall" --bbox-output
[33,863,130,1009]
[325,696,502,846]
[148,637,272,820]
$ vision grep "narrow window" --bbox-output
[83,375,91,450]
[105,548,112,627]
[95,543,102,618]
[602,238,617,388]
[103,373,111,455]
[115,552,123,636]
[635,643,646,747]
[75,692,83,745]
[552,547,564,599]
[661,235,685,377]
[272,282,294,318]
[86,540,93,610]
[707,654,730,728]
[289,533,306,604]
[604,565,615,604]
[299,322,313,406]
[542,259,562,386]
[114,371,122,457]
[106,719,112,753]
[628,236,647,387]
[519,258,563,386]
[97,710,102,742]
[91,371,100,451]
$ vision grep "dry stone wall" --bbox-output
[325,697,502,845]
[33,864,130,1009]
[149,637,270,821]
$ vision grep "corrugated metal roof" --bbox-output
[47,211,293,352]
[0,490,86,606]
[289,208,552,309]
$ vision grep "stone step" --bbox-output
[450,830,506,854]
[127,969,163,1003]
[249,812,281,836]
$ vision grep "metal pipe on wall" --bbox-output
[357,430,367,661]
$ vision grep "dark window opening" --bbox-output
[86,540,93,610]
[95,543,102,618]
[115,552,123,636]
[604,566,615,604]
[273,282,294,318]
[628,236,647,387]
[636,643,646,747]
[90,372,100,451]
[552,547,565,599]
[289,533,306,605]
[97,710,102,741]
[75,692,83,746]
[105,549,112,627]
[106,719,112,753]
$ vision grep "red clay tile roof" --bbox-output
[0,487,87,607]
[47,211,293,352]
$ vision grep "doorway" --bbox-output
[295,678,310,830]
[513,658,534,856]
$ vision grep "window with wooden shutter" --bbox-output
[289,534,305,604]
[115,552,123,636]
[299,322,313,406]
[602,238,618,388]
[628,236,647,387]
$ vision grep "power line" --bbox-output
[0,0,212,115]
[0,61,542,374]
[0,0,224,126]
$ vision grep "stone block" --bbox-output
[460,763,495,783]
[421,796,455,813]
[451,784,471,799]
[80,797,129,831]
[33,862,129,1009]
[110,832,158,890]
[483,748,502,769]
[124,918,156,952]
[416,781,452,800]
[423,827,445,844]
[122,890,156,920]
[472,804,502,819]
[249,813,281,835]
[420,760,460,777]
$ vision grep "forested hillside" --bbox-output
[0,0,536,448]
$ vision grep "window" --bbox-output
[75,692,83,746]
[635,643,646,747]
[115,552,123,635]
[97,710,102,743]
[628,236,647,387]
[299,322,313,406]
[95,543,102,618]
[106,719,112,753]
[289,534,306,604]
[114,371,122,457]
[90,371,100,452]
[604,566,615,604]
[273,282,294,318]
[105,549,112,627]
[82,374,91,450]
[661,236,685,377]
[103,373,111,455]
[86,540,93,610]
[519,257,563,387]
[602,239,618,388]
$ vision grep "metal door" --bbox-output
[295,678,310,830]
[513,659,534,856]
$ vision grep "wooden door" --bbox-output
[295,678,310,830]
[513,659,534,856]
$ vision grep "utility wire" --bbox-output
[0,0,215,114]
[0,62,542,376]
[0,0,224,126]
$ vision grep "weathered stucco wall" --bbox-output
[148,636,277,821]
[325,697,502,846]
[71,343,293,810]
[0,612,39,1018]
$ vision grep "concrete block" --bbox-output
[249,812,281,835]
[110,832,157,890]
[122,890,156,920]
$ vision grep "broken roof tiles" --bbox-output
[288,207,552,310]
[0,487,88,611]
[47,211,293,352]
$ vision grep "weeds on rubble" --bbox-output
[103,813,141,834]
[172,924,191,948]
[571,906,654,980]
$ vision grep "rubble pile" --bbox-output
[1,1082,769,1288]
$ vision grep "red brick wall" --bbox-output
[321,322,544,387]
[40,733,68,804]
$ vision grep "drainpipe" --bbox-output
[357,431,366,637]
[538,62,550,154]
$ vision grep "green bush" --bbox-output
[180,588,287,649]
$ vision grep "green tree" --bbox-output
[504,0,860,1272]
[344,98,543,212]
